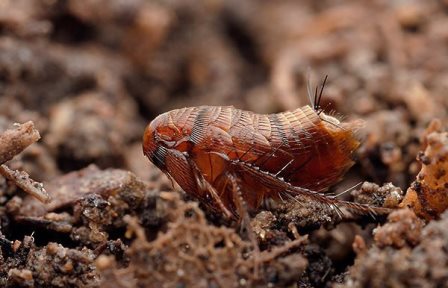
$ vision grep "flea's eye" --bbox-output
[157,126,180,141]
[154,131,178,148]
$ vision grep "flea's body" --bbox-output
[143,105,370,218]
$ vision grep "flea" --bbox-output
[143,86,389,219]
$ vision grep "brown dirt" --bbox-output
[0,0,447,287]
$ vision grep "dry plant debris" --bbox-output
[401,119,448,220]
[373,208,423,248]
[0,121,49,203]
[0,0,447,287]
[351,182,403,209]
[340,209,448,288]
[0,236,99,287]
[98,192,309,288]
[14,165,147,247]
[0,122,40,165]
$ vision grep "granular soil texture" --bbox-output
[0,0,447,287]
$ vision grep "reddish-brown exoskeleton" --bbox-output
[143,94,389,220]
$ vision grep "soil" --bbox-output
[0,0,447,287]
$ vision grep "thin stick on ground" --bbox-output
[0,165,50,203]
[0,121,51,203]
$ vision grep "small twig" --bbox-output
[0,121,50,203]
[0,165,50,203]
[257,235,307,263]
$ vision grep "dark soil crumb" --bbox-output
[0,0,447,287]
[0,236,98,287]
[351,182,403,209]
[46,93,142,171]
[373,208,423,248]
[340,210,448,288]
[14,165,147,247]
[98,192,308,288]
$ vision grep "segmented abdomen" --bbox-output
[168,105,360,194]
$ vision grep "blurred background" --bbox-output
[0,0,447,190]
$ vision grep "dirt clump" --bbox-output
[98,192,309,288]
[340,209,448,287]
[401,120,448,220]
[0,0,447,287]
[0,236,99,287]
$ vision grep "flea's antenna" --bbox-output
[314,85,319,111]
[316,75,328,115]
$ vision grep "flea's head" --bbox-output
[142,111,189,170]
[142,110,200,196]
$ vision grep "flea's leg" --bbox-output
[227,172,261,279]
[187,157,234,218]
[230,158,390,219]
[203,179,234,219]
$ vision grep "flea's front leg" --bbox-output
[185,156,234,219]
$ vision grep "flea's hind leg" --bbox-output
[227,172,261,279]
